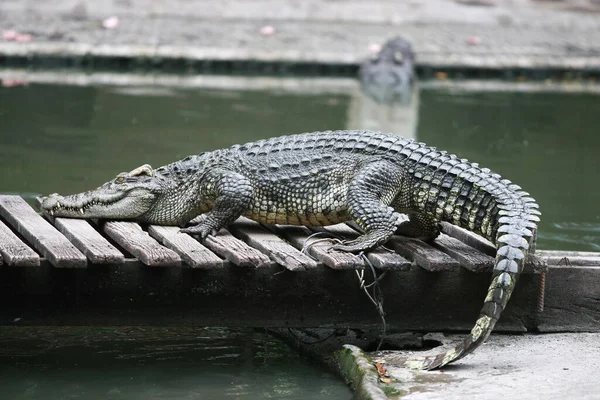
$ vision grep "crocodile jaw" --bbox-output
[40,187,158,221]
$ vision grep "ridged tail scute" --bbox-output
[399,187,540,371]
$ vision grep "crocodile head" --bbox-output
[360,36,415,104]
[40,164,184,224]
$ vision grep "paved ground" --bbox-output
[372,332,600,399]
[1,0,600,71]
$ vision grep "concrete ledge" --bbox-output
[2,1,600,74]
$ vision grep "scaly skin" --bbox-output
[40,130,540,369]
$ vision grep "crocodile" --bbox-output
[360,37,415,104]
[40,130,540,370]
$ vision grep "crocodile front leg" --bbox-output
[333,160,407,252]
[180,170,253,240]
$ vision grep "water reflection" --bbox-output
[0,327,350,399]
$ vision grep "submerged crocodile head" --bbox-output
[40,164,190,225]
[360,36,415,104]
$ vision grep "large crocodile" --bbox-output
[40,130,539,369]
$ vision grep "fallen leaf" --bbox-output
[102,16,120,29]
[2,30,18,40]
[466,36,481,45]
[259,25,276,36]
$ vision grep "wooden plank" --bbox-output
[102,221,181,267]
[0,219,39,266]
[0,195,86,268]
[148,225,224,269]
[268,224,365,270]
[441,222,496,256]
[386,236,460,271]
[52,218,125,264]
[433,233,494,272]
[33,197,124,264]
[227,217,317,271]
[201,228,271,268]
[536,250,600,267]
[316,223,411,271]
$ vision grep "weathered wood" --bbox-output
[148,225,224,269]
[0,219,39,266]
[0,195,86,268]
[102,221,181,267]
[202,228,271,268]
[228,217,317,271]
[269,224,365,270]
[538,265,600,332]
[316,223,411,271]
[387,236,461,271]
[441,222,496,256]
[537,250,600,267]
[53,218,125,264]
[433,233,494,272]
[33,197,124,264]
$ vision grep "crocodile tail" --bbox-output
[400,189,540,370]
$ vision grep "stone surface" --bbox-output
[1,0,600,70]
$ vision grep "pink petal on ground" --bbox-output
[2,30,18,40]
[102,16,120,29]
[466,36,482,45]
[368,43,382,54]
[14,34,33,43]
[259,25,276,36]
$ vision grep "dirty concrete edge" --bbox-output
[2,42,600,78]
[332,344,399,400]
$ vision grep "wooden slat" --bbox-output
[441,222,496,256]
[537,250,600,267]
[268,224,365,270]
[228,217,317,271]
[148,225,224,269]
[433,233,494,272]
[33,197,124,264]
[201,228,271,268]
[0,195,86,268]
[387,236,460,271]
[0,219,39,266]
[317,224,411,271]
[53,218,125,264]
[102,221,181,267]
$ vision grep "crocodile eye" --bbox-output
[393,51,404,64]
[115,176,126,184]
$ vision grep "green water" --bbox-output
[0,327,349,399]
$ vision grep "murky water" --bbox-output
[0,327,350,399]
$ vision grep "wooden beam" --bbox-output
[0,219,39,266]
[102,221,181,267]
[0,195,86,268]
[148,225,224,269]
[228,217,317,271]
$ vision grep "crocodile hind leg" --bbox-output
[394,212,441,242]
[180,170,253,240]
[332,160,406,253]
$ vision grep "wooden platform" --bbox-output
[0,195,597,332]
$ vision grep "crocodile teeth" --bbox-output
[79,208,85,215]
[50,210,54,216]
[56,202,61,208]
